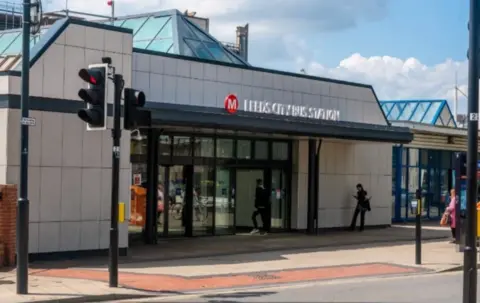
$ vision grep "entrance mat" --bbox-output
[31,263,429,293]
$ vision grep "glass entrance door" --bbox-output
[235,169,264,231]
[271,169,287,229]
[159,165,188,237]
[192,165,214,236]
[215,167,235,235]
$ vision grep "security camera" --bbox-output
[131,129,144,141]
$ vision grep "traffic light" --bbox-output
[77,63,109,131]
[124,88,150,130]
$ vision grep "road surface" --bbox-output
[148,271,472,303]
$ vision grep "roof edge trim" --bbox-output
[29,17,133,68]
[369,89,390,126]
[148,103,413,144]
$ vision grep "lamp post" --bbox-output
[463,0,479,302]
[17,0,42,295]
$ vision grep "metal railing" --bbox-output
[221,41,240,54]
[0,1,22,30]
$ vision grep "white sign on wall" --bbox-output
[243,99,340,121]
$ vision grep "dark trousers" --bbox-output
[350,207,366,231]
[451,227,456,238]
[252,207,270,231]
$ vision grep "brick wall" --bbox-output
[0,185,17,267]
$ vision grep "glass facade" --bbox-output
[130,132,292,239]
[392,146,456,222]
[380,100,457,127]
[109,11,249,66]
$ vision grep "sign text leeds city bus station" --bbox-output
[244,100,340,121]
[224,94,341,121]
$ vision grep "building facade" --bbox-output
[380,100,480,222]
[0,10,412,256]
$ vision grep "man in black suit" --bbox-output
[250,179,270,235]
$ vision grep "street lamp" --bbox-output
[17,0,43,295]
[463,0,479,302]
[30,0,42,35]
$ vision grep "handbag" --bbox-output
[359,197,371,212]
[440,212,451,226]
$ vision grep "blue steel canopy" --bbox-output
[108,9,250,66]
[379,99,457,128]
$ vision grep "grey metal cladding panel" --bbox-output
[138,54,387,125]
[132,71,150,99]
[216,65,242,84]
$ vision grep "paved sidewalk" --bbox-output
[0,273,155,303]
[123,224,450,263]
[0,224,459,302]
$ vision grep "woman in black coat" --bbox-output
[350,183,369,231]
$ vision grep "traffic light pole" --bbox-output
[17,0,31,295]
[463,0,479,302]
[109,74,122,288]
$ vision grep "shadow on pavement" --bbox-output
[24,224,450,271]
[203,291,277,298]
[173,291,398,303]
[24,293,156,303]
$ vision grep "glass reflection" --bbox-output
[167,165,186,236]
[217,139,234,158]
[194,137,214,157]
[129,164,147,239]
[237,140,251,159]
[272,142,288,160]
[159,135,171,156]
[215,168,235,234]
[192,166,214,235]
[271,169,287,228]
[255,141,268,159]
[173,136,191,156]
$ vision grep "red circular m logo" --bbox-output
[224,94,238,114]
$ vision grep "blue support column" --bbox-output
[394,146,403,222]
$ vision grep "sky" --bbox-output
[47,0,470,114]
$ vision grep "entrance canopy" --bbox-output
[148,103,413,144]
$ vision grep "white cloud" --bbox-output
[303,54,468,114]
[45,0,467,114]
[48,0,388,39]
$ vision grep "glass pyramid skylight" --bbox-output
[111,9,250,66]
[379,99,457,128]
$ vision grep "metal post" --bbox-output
[463,0,479,302]
[16,0,31,295]
[415,191,422,265]
[314,140,322,236]
[111,0,115,25]
[109,74,122,288]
